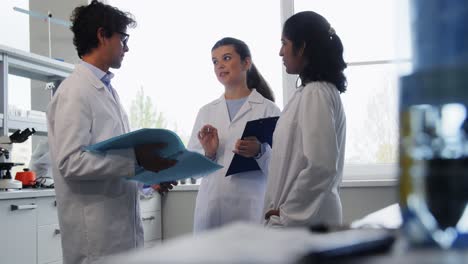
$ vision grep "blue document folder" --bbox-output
[225,116,279,176]
[85,128,223,184]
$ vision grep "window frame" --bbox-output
[281,0,401,181]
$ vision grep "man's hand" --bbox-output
[152,181,178,195]
[265,209,280,220]
[135,143,177,173]
[233,136,260,158]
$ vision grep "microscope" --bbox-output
[0,128,36,190]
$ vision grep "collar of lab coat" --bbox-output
[211,89,265,106]
[211,89,265,123]
[74,63,107,90]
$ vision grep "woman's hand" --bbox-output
[233,136,260,158]
[265,209,280,220]
[198,124,219,159]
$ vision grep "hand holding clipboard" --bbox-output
[226,116,279,176]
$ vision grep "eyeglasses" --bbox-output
[118,31,130,47]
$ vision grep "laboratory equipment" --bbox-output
[15,168,36,187]
[13,6,71,58]
[0,162,25,190]
[398,0,468,249]
[0,128,36,190]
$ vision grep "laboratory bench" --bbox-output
[0,188,55,200]
[0,188,162,264]
[300,237,468,264]
[102,222,468,264]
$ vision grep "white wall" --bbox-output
[161,184,398,241]
[29,0,84,113]
[28,0,85,150]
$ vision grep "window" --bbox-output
[101,0,408,181]
[1,0,32,173]
[108,0,282,145]
[1,0,31,111]
[293,0,411,180]
[0,1,30,50]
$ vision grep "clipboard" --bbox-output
[225,116,279,176]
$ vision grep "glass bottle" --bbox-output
[398,0,468,249]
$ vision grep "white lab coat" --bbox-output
[263,82,346,227]
[47,64,143,264]
[29,140,51,178]
[188,89,281,232]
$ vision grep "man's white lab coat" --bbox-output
[47,64,143,264]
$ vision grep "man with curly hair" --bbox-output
[47,1,175,263]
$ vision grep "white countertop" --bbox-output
[171,184,200,191]
[0,179,398,198]
[0,188,55,200]
[171,179,397,192]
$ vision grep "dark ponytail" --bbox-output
[212,37,275,102]
[283,11,347,93]
[247,64,275,102]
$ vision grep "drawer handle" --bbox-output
[10,204,37,211]
[142,216,155,221]
[54,229,61,235]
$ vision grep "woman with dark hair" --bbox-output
[188,37,281,232]
[263,11,347,227]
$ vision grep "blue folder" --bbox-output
[225,116,279,176]
[85,128,223,184]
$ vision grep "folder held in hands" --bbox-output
[85,128,223,184]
